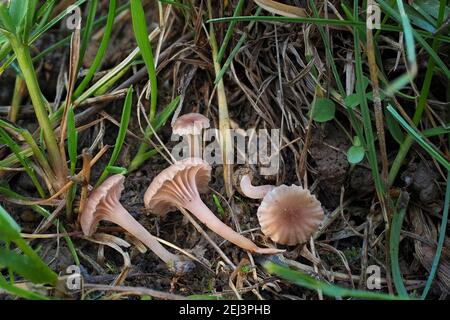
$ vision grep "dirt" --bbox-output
[310,123,350,208]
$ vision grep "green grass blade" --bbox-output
[264,261,404,300]
[79,0,98,67]
[0,205,58,286]
[216,0,245,64]
[96,86,133,186]
[389,192,410,298]
[74,0,117,98]
[0,127,46,198]
[0,249,55,285]
[352,2,384,197]
[387,105,450,171]
[0,187,79,266]
[130,0,157,121]
[128,95,180,172]
[0,274,49,300]
[214,7,262,85]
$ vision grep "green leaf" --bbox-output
[0,205,21,241]
[130,0,157,121]
[347,145,365,164]
[0,274,49,300]
[311,97,335,122]
[128,96,181,172]
[96,86,133,186]
[0,249,54,285]
[344,93,360,109]
[9,0,28,30]
[385,109,405,144]
[106,166,128,175]
[264,261,405,300]
[390,192,410,298]
[0,4,15,33]
[387,105,450,171]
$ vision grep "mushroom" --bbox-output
[80,174,194,274]
[257,185,324,245]
[144,158,282,254]
[239,174,275,199]
[172,113,210,158]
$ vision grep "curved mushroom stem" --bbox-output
[240,174,275,199]
[184,197,283,254]
[106,204,194,274]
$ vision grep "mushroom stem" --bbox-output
[187,134,201,158]
[240,174,275,199]
[105,204,193,273]
[183,197,283,254]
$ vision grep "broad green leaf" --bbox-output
[312,97,335,122]
[344,93,360,109]
[0,4,15,32]
[347,145,365,164]
[9,0,28,30]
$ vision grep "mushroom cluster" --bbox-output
[81,112,322,274]
[79,174,194,274]
[144,157,282,254]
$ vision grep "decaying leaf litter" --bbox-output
[0,0,449,300]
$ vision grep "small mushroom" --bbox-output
[80,174,194,274]
[239,174,275,199]
[144,158,282,254]
[257,185,324,245]
[172,113,210,158]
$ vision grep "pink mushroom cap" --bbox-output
[172,113,210,136]
[257,185,324,246]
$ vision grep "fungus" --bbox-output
[172,113,210,158]
[239,174,275,199]
[80,174,194,273]
[257,185,324,245]
[144,158,282,254]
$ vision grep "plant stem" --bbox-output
[9,76,27,123]
[207,0,233,197]
[11,39,66,189]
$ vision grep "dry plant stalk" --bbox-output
[207,0,233,197]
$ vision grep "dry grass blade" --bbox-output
[254,0,308,18]
[83,284,186,300]
[207,0,234,198]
